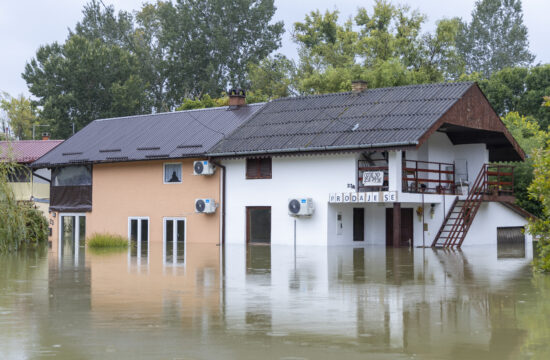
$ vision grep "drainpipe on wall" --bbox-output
[210,158,225,246]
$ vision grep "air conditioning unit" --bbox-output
[195,198,217,214]
[288,198,314,216]
[193,160,216,175]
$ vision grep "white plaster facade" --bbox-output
[222,132,532,247]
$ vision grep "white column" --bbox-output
[388,150,403,194]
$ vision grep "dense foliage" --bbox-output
[456,0,534,77]
[0,156,48,253]
[22,0,283,138]
[528,100,550,271]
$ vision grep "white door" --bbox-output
[163,218,186,266]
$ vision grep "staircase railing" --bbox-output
[433,164,515,248]
[445,165,487,247]
[431,197,459,247]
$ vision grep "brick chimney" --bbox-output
[41,132,50,141]
[352,80,368,94]
[228,88,246,108]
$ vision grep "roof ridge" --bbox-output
[94,102,266,122]
[270,81,475,103]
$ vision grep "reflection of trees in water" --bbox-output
[0,246,48,308]
[517,274,550,358]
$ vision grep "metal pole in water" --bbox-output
[294,219,297,269]
[422,190,425,248]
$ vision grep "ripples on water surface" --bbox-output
[1,242,549,359]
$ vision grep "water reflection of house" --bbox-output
[31,93,262,261]
[87,243,220,324]
[223,244,532,357]
[212,82,533,249]
[0,137,62,214]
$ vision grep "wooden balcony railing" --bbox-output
[402,160,455,194]
[483,164,514,195]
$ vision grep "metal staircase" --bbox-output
[432,164,514,248]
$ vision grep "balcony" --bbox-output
[402,160,455,194]
[358,159,515,197]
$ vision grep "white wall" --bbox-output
[223,140,527,248]
[453,143,488,185]
[465,202,533,246]
[223,153,357,246]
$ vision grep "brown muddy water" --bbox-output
[1,242,549,360]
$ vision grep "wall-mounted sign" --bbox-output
[329,191,397,203]
[362,171,384,186]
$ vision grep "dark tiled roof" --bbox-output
[32,104,263,168]
[0,140,63,163]
[210,82,475,156]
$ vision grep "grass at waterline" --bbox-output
[87,233,128,250]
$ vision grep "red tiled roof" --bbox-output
[0,140,64,164]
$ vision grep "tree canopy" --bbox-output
[0,94,38,140]
[23,0,284,138]
[457,0,534,77]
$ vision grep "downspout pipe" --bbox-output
[209,158,225,246]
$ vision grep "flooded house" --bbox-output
[0,136,63,214]
[31,93,262,262]
[211,81,533,249]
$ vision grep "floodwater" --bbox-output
[1,241,550,360]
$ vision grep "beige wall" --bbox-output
[86,159,221,244]
[10,180,50,201]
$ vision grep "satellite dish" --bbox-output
[288,199,301,214]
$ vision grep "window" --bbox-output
[164,218,186,266]
[128,217,149,264]
[246,158,271,179]
[52,166,91,186]
[7,167,31,183]
[164,163,182,183]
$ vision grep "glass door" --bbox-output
[128,217,149,265]
[59,213,86,266]
[163,218,186,266]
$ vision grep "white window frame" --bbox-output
[163,162,183,184]
[128,216,150,265]
[163,217,187,266]
[58,213,86,266]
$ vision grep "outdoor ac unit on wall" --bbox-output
[193,160,216,175]
[288,198,314,216]
[195,198,217,214]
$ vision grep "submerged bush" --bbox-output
[87,233,128,249]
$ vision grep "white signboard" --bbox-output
[328,191,397,203]
[362,171,384,186]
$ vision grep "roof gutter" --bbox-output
[209,141,419,157]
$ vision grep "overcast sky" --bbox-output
[1,0,548,98]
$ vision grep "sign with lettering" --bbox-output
[362,171,384,186]
[328,191,397,203]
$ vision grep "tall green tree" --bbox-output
[463,65,550,130]
[0,94,38,140]
[158,0,284,100]
[248,54,296,99]
[23,35,149,139]
[457,0,534,77]
[291,1,463,94]
[501,112,547,217]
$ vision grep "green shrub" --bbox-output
[22,204,48,247]
[87,233,128,249]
